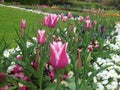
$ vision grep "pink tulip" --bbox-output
[85,16,90,20]
[61,13,64,19]
[37,30,46,45]
[49,41,70,69]
[16,55,23,60]
[43,16,48,27]
[88,45,93,52]
[93,20,97,26]
[68,12,72,18]
[86,20,92,30]
[43,14,59,28]
[20,19,26,30]
[33,60,38,70]
[80,17,84,22]
[62,16,67,22]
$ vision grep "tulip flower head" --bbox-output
[62,16,67,22]
[16,55,23,60]
[20,19,26,37]
[67,12,72,18]
[85,16,90,20]
[61,13,64,19]
[49,41,70,69]
[43,14,59,28]
[44,16,49,27]
[80,17,84,22]
[86,20,92,30]
[20,19,26,30]
[37,30,46,45]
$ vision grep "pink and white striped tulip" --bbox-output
[80,17,84,22]
[49,41,70,69]
[37,30,46,45]
[61,13,64,19]
[43,16,48,27]
[20,19,26,30]
[62,16,67,22]
[67,12,72,18]
[43,14,59,28]
[85,16,90,20]
[86,20,92,30]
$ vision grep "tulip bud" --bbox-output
[20,19,26,30]
[20,19,26,38]
[16,55,23,60]
[77,51,82,69]
[43,16,48,27]
[62,16,67,22]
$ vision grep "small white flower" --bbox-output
[15,46,20,51]
[61,80,68,87]
[93,62,100,70]
[8,48,15,54]
[73,27,77,33]
[93,77,97,83]
[7,64,16,73]
[96,57,103,65]
[32,37,37,41]
[68,71,74,78]
[26,41,33,48]
[111,81,118,89]
[53,79,57,84]
[102,80,108,85]
[97,83,104,90]
[88,72,92,76]
[3,50,10,58]
[18,83,24,87]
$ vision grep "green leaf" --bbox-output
[67,77,76,90]
[43,83,56,90]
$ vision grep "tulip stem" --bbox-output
[55,69,61,90]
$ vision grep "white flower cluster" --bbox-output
[105,23,120,50]
[93,23,120,90]
[3,39,35,58]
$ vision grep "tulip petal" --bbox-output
[50,43,58,68]
[57,43,69,68]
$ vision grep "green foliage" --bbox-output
[0,6,43,48]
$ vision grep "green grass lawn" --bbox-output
[0,6,43,48]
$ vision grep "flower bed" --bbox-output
[0,12,120,90]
